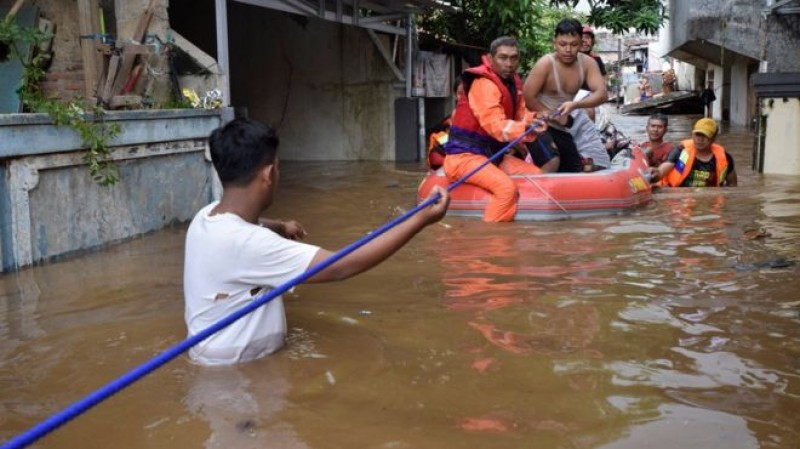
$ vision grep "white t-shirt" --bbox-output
[183,202,320,365]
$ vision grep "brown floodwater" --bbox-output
[1,110,799,449]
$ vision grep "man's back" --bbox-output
[184,203,320,365]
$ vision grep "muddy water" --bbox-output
[1,111,799,449]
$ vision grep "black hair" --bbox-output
[554,19,583,38]
[208,118,279,187]
[489,36,518,55]
[648,112,668,127]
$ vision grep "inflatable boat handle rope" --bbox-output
[0,111,558,449]
[523,174,571,217]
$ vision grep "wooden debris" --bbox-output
[109,95,142,109]
[91,0,158,108]
[4,0,28,20]
[743,227,771,240]
[109,43,149,99]
[77,0,101,100]
[98,53,119,103]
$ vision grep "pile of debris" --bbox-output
[78,0,158,109]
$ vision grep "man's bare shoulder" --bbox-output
[533,54,553,68]
[528,55,552,79]
[579,53,598,70]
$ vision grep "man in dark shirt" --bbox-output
[700,81,716,118]
[581,26,607,82]
[579,26,607,123]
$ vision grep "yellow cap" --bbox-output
[693,118,718,138]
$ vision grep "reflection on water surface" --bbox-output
[1,112,799,448]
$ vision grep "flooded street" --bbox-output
[1,110,799,448]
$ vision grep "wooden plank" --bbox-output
[104,0,157,101]
[4,0,27,20]
[109,95,142,109]
[100,53,120,103]
[621,91,701,115]
[133,0,158,44]
[109,43,149,99]
[94,55,108,104]
[90,4,105,84]
[77,0,100,99]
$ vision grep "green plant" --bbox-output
[162,92,194,110]
[418,0,669,71]
[418,0,575,71]
[1,17,121,186]
[552,0,668,35]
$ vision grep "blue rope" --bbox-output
[1,115,551,449]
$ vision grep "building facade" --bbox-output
[666,0,800,174]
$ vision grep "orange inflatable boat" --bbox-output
[417,148,653,221]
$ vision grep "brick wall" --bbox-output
[40,69,86,102]
[29,1,85,102]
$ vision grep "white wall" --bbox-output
[647,20,670,73]
[674,61,696,91]
[762,98,800,175]
[710,64,724,120]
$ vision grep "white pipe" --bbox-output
[405,13,413,98]
[418,98,425,162]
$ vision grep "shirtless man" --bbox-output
[523,19,609,171]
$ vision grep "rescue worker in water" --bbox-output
[654,117,738,187]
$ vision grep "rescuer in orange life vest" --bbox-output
[653,117,738,187]
[443,36,547,222]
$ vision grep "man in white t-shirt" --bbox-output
[184,118,449,366]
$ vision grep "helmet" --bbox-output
[582,25,595,36]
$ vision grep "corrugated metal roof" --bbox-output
[232,0,456,34]
[365,0,456,12]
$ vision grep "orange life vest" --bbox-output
[663,139,729,187]
[427,129,449,169]
[444,55,522,158]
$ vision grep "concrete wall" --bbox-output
[762,9,800,73]
[227,4,397,161]
[23,1,402,161]
[0,109,222,272]
[762,98,800,175]
[670,0,800,73]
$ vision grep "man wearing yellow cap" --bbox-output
[655,118,738,187]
